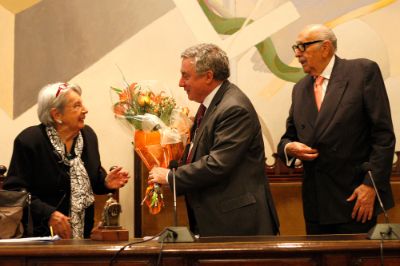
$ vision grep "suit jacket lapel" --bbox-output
[313,56,348,143]
[189,81,230,161]
[302,76,319,131]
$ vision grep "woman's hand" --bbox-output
[105,166,130,189]
[48,211,71,239]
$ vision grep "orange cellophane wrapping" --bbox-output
[134,130,185,170]
[134,130,185,215]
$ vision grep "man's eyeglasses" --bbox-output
[292,40,323,52]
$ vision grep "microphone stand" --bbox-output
[365,168,400,240]
[172,167,177,227]
[158,160,195,243]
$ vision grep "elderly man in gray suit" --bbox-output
[149,43,279,237]
[278,24,395,234]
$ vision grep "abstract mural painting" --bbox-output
[0,0,174,119]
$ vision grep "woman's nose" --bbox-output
[82,105,88,114]
[179,78,185,87]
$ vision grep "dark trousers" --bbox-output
[306,217,377,235]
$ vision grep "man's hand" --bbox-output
[286,141,319,161]
[347,184,376,223]
[148,167,170,185]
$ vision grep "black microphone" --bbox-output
[361,162,400,240]
[168,160,179,170]
[158,160,194,243]
[168,160,179,227]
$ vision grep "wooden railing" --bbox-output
[265,151,400,179]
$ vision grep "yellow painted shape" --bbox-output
[0,4,14,117]
[326,0,396,28]
[0,0,41,14]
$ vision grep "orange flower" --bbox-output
[113,103,126,115]
[128,82,137,94]
[119,90,130,102]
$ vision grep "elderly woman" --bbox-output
[4,82,130,239]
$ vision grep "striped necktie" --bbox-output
[186,104,207,163]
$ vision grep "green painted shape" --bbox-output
[198,0,305,83]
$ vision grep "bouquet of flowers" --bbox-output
[111,80,192,214]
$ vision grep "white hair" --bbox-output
[305,24,337,51]
[37,82,82,126]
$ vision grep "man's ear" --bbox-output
[205,70,214,84]
[321,40,333,58]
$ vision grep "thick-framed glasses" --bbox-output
[292,40,323,52]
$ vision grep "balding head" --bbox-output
[293,24,337,76]
[302,24,337,51]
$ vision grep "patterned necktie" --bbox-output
[314,76,324,111]
[186,104,207,163]
[195,104,207,129]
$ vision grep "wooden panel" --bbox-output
[355,256,400,266]
[135,159,188,237]
[196,258,317,266]
[133,150,400,237]
[0,259,24,266]
[1,235,400,266]
[270,177,400,235]
[378,179,400,223]
[270,179,305,235]
[27,258,151,266]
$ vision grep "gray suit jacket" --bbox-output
[169,80,279,236]
[278,56,395,224]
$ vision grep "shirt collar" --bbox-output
[320,56,335,80]
[202,82,222,108]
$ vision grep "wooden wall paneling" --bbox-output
[133,151,400,237]
[269,178,305,235]
[134,155,188,237]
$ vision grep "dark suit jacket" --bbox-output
[278,56,395,224]
[4,124,112,237]
[169,80,279,236]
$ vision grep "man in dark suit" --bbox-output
[277,24,395,234]
[149,43,279,236]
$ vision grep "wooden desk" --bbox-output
[0,235,399,265]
